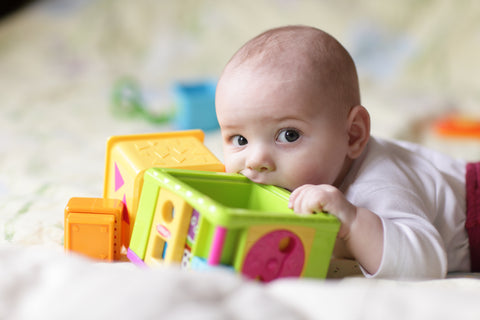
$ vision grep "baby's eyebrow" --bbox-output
[272,115,308,123]
[219,123,243,130]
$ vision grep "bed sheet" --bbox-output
[2,246,480,320]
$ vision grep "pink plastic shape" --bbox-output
[156,224,171,239]
[114,162,125,191]
[242,230,305,282]
[207,226,227,265]
[127,248,147,268]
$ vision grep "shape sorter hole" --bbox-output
[278,236,294,254]
[161,200,175,223]
[242,230,305,282]
[151,235,167,261]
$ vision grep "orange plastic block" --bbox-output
[434,115,480,138]
[103,129,224,247]
[64,197,124,261]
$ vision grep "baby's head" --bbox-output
[215,25,370,191]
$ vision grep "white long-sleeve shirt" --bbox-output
[340,136,469,279]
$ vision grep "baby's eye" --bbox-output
[277,129,301,143]
[231,135,248,146]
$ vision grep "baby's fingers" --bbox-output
[288,184,310,209]
[289,185,322,214]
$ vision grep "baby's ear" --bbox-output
[346,105,370,159]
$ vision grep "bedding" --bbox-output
[2,246,480,319]
[2,1,480,319]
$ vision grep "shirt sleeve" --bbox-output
[351,185,448,279]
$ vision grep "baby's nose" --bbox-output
[251,163,273,172]
[246,148,275,172]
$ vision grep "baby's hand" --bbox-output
[288,184,357,239]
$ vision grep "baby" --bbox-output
[215,25,478,279]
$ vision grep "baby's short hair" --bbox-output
[223,25,361,112]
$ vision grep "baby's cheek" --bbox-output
[223,162,236,173]
[289,165,327,188]
[223,155,243,173]
[283,169,310,191]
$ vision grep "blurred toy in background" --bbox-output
[173,80,219,131]
[111,77,219,131]
[424,113,480,161]
[433,114,480,139]
[111,77,173,125]
[64,129,340,281]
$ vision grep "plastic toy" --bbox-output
[127,168,340,281]
[111,77,173,125]
[64,197,125,261]
[64,130,224,260]
[64,129,341,281]
[173,80,219,132]
[103,130,224,247]
[433,114,480,138]
[111,77,219,131]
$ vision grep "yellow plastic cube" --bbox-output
[103,129,224,246]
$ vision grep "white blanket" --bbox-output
[2,246,480,320]
[0,246,300,320]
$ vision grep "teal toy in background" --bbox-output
[173,80,219,131]
[111,77,219,131]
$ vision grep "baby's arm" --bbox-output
[289,184,383,275]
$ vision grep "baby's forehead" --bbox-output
[233,35,316,64]
[219,27,360,117]
[226,37,340,84]
[223,58,329,99]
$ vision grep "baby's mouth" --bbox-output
[240,170,270,185]
[240,170,290,191]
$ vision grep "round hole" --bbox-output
[162,200,175,223]
[278,236,294,253]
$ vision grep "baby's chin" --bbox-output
[277,182,306,193]
[239,173,292,192]
[234,168,301,192]
[269,182,294,193]
[263,182,293,193]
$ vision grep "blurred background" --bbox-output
[1,0,479,146]
[0,0,479,246]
